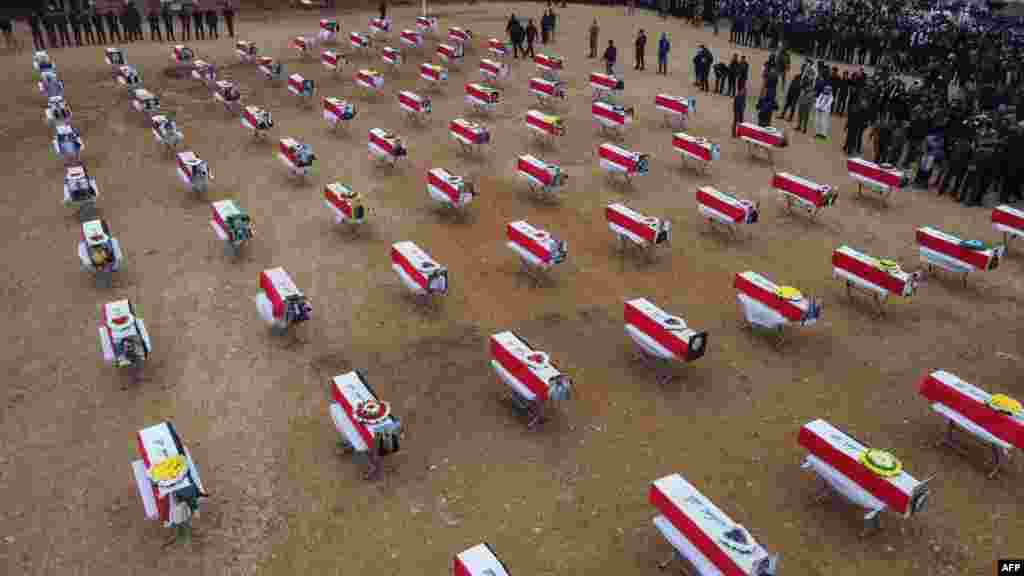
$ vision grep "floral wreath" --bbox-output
[859,448,903,477]
[148,455,187,486]
[355,400,391,425]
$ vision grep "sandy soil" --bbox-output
[1,3,1022,575]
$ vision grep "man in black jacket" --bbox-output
[506,15,523,59]
[524,18,537,58]
[179,5,191,41]
[162,4,175,41]
[222,1,236,38]
[727,54,740,96]
[206,8,218,39]
[634,29,646,71]
[55,7,72,48]
[105,9,121,43]
[81,8,95,45]
[193,4,204,40]
[148,6,161,41]
[92,8,105,44]
[780,70,802,121]
[70,8,83,46]
[30,11,46,50]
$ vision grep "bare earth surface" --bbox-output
[1,3,1021,575]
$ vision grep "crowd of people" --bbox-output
[505,8,560,59]
[17,1,239,52]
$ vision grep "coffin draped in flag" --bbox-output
[919,370,1024,452]
[832,246,919,298]
[329,371,401,455]
[529,77,567,100]
[525,110,565,137]
[213,80,241,110]
[172,44,194,64]
[382,46,402,66]
[734,271,820,328]
[736,122,787,148]
[370,17,392,35]
[400,29,423,48]
[454,543,510,576]
[241,106,273,133]
[448,26,472,44]
[54,124,84,159]
[257,267,312,327]
[34,50,54,73]
[132,89,160,114]
[427,168,476,208]
[46,95,72,124]
[398,90,430,117]
[150,114,182,148]
[192,59,215,82]
[992,204,1024,241]
[772,172,837,212]
[674,133,720,163]
[465,83,501,110]
[235,40,258,61]
[696,186,759,226]
[420,62,448,83]
[368,128,407,162]
[104,47,125,67]
[278,137,315,175]
[517,155,566,192]
[605,203,670,246]
[415,16,438,32]
[507,220,567,269]
[592,101,635,128]
[321,49,344,71]
[318,19,339,42]
[848,157,909,193]
[117,65,141,88]
[599,143,648,175]
[534,53,564,73]
[437,43,464,63]
[210,199,253,246]
[257,57,283,80]
[38,71,64,98]
[99,299,151,367]
[649,473,778,576]
[916,226,1003,274]
[590,71,624,93]
[488,37,512,57]
[655,94,696,119]
[79,219,122,273]
[490,331,572,404]
[480,58,510,81]
[291,36,313,54]
[350,31,370,49]
[450,118,490,146]
[625,299,707,362]
[355,69,384,90]
[176,150,212,192]
[323,97,356,128]
[391,241,448,296]
[63,164,98,205]
[131,422,205,528]
[287,73,315,98]
[324,182,366,224]
[799,419,930,519]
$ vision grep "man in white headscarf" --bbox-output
[815,85,834,139]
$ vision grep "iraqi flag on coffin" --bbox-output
[278,137,315,172]
[320,19,339,33]
[534,52,564,73]
[391,241,448,296]
[437,43,464,63]
[592,101,635,128]
[530,77,567,100]
[490,330,572,404]
[323,97,356,126]
[79,218,121,272]
[590,71,624,93]
[176,150,211,186]
[321,49,344,71]
[210,199,253,244]
[287,73,315,97]
[599,143,648,175]
[696,186,759,226]
[832,246,920,298]
[454,543,510,576]
[480,58,510,81]
[656,94,696,119]
[369,17,392,35]
[63,164,97,205]
[798,419,931,519]
[733,271,819,328]
[736,122,787,148]
[369,128,406,161]
[382,46,402,66]
[674,133,720,163]
[398,90,430,116]
[131,421,205,527]
[450,118,490,146]
[400,29,423,48]
[132,88,160,114]
[172,44,194,65]
[625,299,707,362]
[465,83,500,110]
[525,110,565,137]
[772,172,837,212]
[915,226,1003,274]
[919,370,1024,452]
[427,168,476,208]
[605,203,671,247]
[258,267,311,325]
[488,38,512,57]
[507,220,567,269]
[324,182,366,224]
[242,106,272,132]
[992,204,1024,241]
[649,473,778,576]
[517,155,566,192]
[848,157,909,192]
[355,69,385,90]
[420,62,448,83]
[329,371,401,454]
[99,299,150,366]
[416,16,438,33]
[448,26,472,44]
[350,31,371,50]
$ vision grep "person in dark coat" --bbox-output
[43,10,59,48]
[657,32,669,75]
[727,54,740,96]
[541,9,552,45]
[162,4,175,41]
[30,11,46,50]
[634,29,646,71]
[205,8,218,39]
[733,86,746,137]
[603,39,617,75]
[179,4,191,41]
[833,71,849,115]
[222,1,236,38]
[193,4,204,40]
[105,8,121,43]
[714,61,729,93]
[737,55,749,95]
[148,6,162,41]
[506,14,523,58]
[55,7,72,48]
[756,95,777,127]
[70,9,83,46]
[92,8,105,44]
[81,8,95,45]
[124,3,143,41]
[780,71,802,121]
[525,19,537,57]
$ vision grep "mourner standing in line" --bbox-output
[657,32,669,75]
[179,3,191,41]
[206,7,219,40]
[796,75,815,134]
[43,10,59,48]
[57,6,72,48]
[843,97,868,156]
[162,3,175,41]
[603,39,617,75]
[30,11,46,51]
[833,71,849,116]
[81,7,96,45]
[588,18,599,59]
[737,54,749,95]
[525,18,537,58]
[380,0,387,20]
[634,28,646,71]
[506,14,522,58]
[541,9,551,45]
[125,2,143,42]
[776,46,791,92]
[756,93,777,127]
[147,3,162,42]
[105,7,121,43]
[69,8,83,46]
[222,0,237,38]
[193,3,205,40]
[780,68,802,121]
[726,53,740,96]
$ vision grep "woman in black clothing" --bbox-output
[193,7,204,40]
[179,6,191,41]
[81,9,95,45]
[92,10,105,44]
[222,3,235,38]
[30,12,46,50]
[162,6,174,41]
[105,10,121,43]
[205,9,218,39]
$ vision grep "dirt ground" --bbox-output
[1,3,1021,575]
